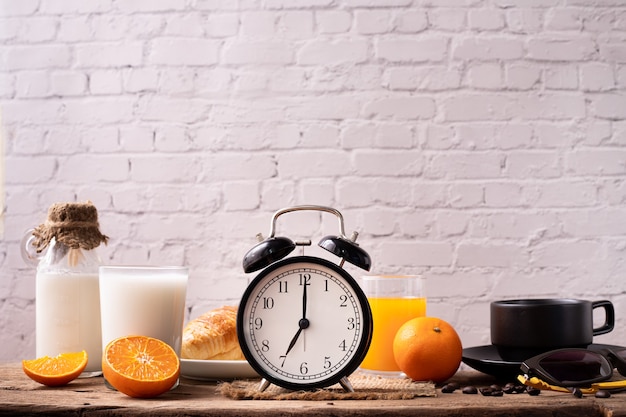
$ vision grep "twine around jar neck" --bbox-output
[32,201,108,253]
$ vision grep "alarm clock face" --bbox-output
[237,256,372,390]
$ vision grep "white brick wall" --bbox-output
[1,0,625,361]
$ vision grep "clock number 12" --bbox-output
[299,273,311,286]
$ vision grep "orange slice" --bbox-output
[102,335,180,398]
[22,350,88,386]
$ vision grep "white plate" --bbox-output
[180,359,260,381]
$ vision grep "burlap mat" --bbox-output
[218,372,436,400]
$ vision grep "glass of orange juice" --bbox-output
[359,275,426,376]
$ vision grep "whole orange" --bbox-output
[392,316,462,383]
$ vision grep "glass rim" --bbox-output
[99,265,188,272]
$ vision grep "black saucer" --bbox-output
[462,343,624,380]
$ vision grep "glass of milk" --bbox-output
[99,266,188,387]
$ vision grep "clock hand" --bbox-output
[302,279,308,319]
[285,280,311,356]
[285,319,311,356]
[285,326,303,356]
[285,318,310,355]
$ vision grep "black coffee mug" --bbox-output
[491,298,615,351]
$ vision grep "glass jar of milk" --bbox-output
[22,202,108,377]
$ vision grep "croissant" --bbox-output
[181,305,245,360]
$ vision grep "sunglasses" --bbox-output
[520,347,626,389]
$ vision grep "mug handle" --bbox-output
[592,300,615,336]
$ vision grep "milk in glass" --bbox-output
[99,266,188,355]
[36,271,102,372]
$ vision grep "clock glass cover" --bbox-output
[237,256,372,390]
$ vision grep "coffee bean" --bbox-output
[441,384,456,393]
[515,385,527,394]
[595,390,611,398]
[478,386,505,397]
[502,383,517,394]
[447,382,460,390]
[570,388,583,398]
[462,386,478,394]
[526,387,541,396]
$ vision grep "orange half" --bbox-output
[22,350,88,386]
[102,335,180,398]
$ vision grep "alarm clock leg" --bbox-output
[258,378,271,392]
[339,376,354,393]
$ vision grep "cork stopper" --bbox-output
[32,201,108,253]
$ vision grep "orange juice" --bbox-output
[361,297,427,372]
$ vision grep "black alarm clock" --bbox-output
[237,205,373,392]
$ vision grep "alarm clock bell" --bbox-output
[242,205,371,273]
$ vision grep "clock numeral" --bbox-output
[299,273,311,286]
[324,280,329,292]
[279,280,288,293]
[324,356,331,369]
[261,340,270,352]
[254,317,263,330]
[279,355,287,367]
[263,297,274,309]
[347,317,355,330]
[300,362,309,374]
[338,339,347,352]
[339,294,348,307]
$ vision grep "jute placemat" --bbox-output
[218,372,436,400]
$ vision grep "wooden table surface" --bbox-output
[1,363,624,417]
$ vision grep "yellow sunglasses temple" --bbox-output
[517,375,597,395]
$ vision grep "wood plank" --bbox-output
[1,363,624,417]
